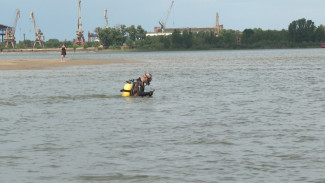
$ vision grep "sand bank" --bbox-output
[0,59,140,70]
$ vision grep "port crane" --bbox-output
[74,0,85,45]
[4,9,20,48]
[159,0,174,33]
[104,8,108,28]
[30,11,45,48]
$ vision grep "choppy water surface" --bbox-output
[1,49,325,183]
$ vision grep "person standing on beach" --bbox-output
[61,44,67,62]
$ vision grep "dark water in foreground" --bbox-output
[1,49,325,182]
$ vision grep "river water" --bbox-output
[1,49,325,183]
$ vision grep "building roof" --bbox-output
[0,24,12,30]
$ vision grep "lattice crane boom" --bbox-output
[160,0,174,33]
[215,12,220,37]
[74,0,85,45]
[164,0,174,31]
[77,0,82,33]
[12,9,20,36]
[104,8,108,28]
[30,12,38,36]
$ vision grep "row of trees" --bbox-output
[97,25,146,49]
[133,29,240,50]
[96,18,325,50]
[97,24,241,50]
[2,18,325,50]
[0,39,100,50]
[1,24,146,50]
[239,18,325,49]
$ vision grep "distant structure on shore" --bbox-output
[30,11,45,48]
[0,24,11,43]
[88,31,99,42]
[146,0,223,37]
[3,9,20,48]
[146,12,223,37]
[146,25,224,37]
[74,0,86,46]
[87,8,108,42]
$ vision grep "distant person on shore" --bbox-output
[61,44,67,62]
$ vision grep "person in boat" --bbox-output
[121,72,154,96]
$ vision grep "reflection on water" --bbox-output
[1,49,325,182]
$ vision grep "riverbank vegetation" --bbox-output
[98,18,324,50]
[0,38,101,51]
[1,18,324,51]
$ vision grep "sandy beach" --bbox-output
[0,59,140,70]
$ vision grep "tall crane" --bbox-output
[74,0,85,45]
[215,12,220,37]
[30,11,45,48]
[104,8,108,29]
[4,9,20,48]
[159,0,174,33]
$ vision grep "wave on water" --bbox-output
[0,94,122,106]
[43,94,124,105]
[77,174,150,181]
[0,156,25,159]
[0,101,17,106]
[48,94,121,101]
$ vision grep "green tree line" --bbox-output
[2,18,324,50]
[97,18,325,50]
[241,18,325,48]
[1,39,100,49]
[97,25,240,50]
[97,25,146,49]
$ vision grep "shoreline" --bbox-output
[0,59,141,70]
[1,47,323,55]
[0,47,98,54]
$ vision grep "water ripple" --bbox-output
[77,174,150,181]
[1,49,325,183]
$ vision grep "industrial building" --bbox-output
[0,24,12,43]
[146,0,223,37]
[146,25,224,37]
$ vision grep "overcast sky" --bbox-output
[1,0,325,41]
